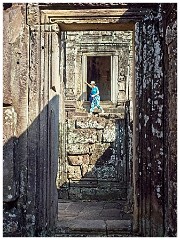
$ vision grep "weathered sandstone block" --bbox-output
[81,164,89,177]
[103,122,116,142]
[3,107,18,202]
[76,117,106,129]
[67,119,75,130]
[67,143,89,155]
[68,129,98,144]
[68,154,89,166]
[89,143,111,165]
[67,165,82,180]
[95,165,117,179]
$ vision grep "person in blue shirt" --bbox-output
[85,81,104,114]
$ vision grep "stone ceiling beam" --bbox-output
[57,23,134,31]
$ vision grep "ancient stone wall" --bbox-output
[57,29,133,201]
[60,30,133,109]
[3,2,177,238]
[58,112,132,200]
[3,4,29,236]
[133,5,164,236]
[162,3,177,236]
[133,4,177,237]
[3,3,63,236]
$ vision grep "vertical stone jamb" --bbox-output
[26,3,41,235]
[133,5,165,236]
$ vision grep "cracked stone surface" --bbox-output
[56,200,133,236]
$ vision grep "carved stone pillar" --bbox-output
[117,73,127,106]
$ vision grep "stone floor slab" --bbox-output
[122,213,133,220]
[65,202,85,212]
[106,219,132,231]
[83,205,103,211]
[57,219,75,229]
[77,209,102,219]
[103,202,124,209]
[100,208,122,218]
[70,220,106,232]
[56,200,133,237]
[58,202,71,210]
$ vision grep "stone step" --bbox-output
[82,101,125,115]
[69,178,128,188]
[55,219,132,237]
[98,112,125,119]
[58,185,127,201]
[84,107,125,114]
[74,112,89,117]
[103,107,125,113]
[68,111,125,119]
[68,111,122,118]
[83,100,115,108]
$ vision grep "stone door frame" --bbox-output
[39,5,165,235]
[40,5,136,224]
[40,9,135,108]
[82,52,118,103]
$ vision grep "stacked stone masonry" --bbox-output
[58,113,131,201]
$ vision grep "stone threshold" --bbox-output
[55,200,133,236]
[55,219,132,237]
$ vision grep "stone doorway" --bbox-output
[56,17,134,235]
[58,28,133,201]
[3,3,177,237]
[87,56,111,101]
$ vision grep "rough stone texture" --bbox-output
[163,3,177,237]
[103,121,116,142]
[134,6,164,236]
[133,3,177,237]
[89,143,111,165]
[3,107,19,202]
[3,207,21,237]
[68,129,98,144]
[3,3,62,237]
[67,143,90,155]
[3,4,29,236]
[59,114,131,201]
[68,155,89,166]
[3,2,177,238]
[67,166,82,180]
[56,200,133,237]
[106,220,131,231]
[76,117,106,129]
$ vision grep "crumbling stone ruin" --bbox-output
[3,3,177,237]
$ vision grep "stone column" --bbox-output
[133,6,164,236]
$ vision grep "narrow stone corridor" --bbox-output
[56,105,132,236]
[3,3,177,237]
[56,200,132,237]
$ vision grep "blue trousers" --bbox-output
[89,95,103,113]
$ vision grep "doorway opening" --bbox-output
[55,17,134,237]
[87,56,111,101]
